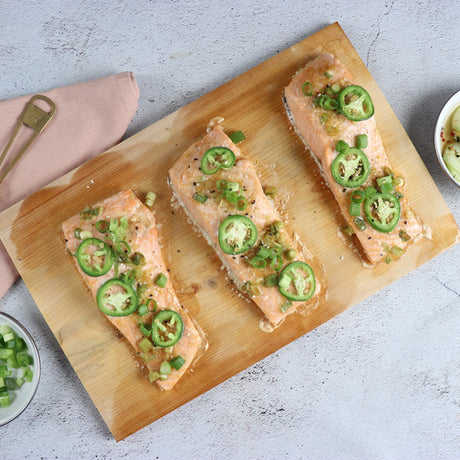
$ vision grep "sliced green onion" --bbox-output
[354,217,367,231]
[155,273,167,288]
[263,273,278,287]
[392,246,404,257]
[79,230,92,240]
[331,83,341,93]
[139,323,152,337]
[349,202,361,216]
[216,180,228,190]
[226,182,240,192]
[270,255,283,271]
[323,98,338,110]
[229,130,245,144]
[250,256,267,269]
[74,228,82,239]
[193,192,208,204]
[350,190,365,203]
[335,140,349,154]
[280,299,293,313]
[145,298,157,314]
[324,70,334,79]
[148,370,160,382]
[131,252,146,266]
[169,355,186,370]
[257,246,271,259]
[377,176,394,193]
[393,176,404,187]
[383,167,394,177]
[399,230,411,242]
[139,337,153,353]
[0,366,11,377]
[116,240,131,255]
[224,190,238,204]
[95,220,109,233]
[285,248,297,261]
[341,224,355,236]
[263,185,276,199]
[356,134,368,149]
[302,81,313,96]
[16,352,32,367]
[364,186,377,198]
[145,191,157,208]
[236,196,248,211]
[137,303,149,316]
[160,361,172,375]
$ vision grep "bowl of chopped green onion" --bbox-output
[434,89,460,187]
[0,312,40,426]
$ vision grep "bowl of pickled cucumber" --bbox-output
[434,90,460,187]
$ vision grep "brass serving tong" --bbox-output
[0,95,56,195]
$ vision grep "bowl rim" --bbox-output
[434,89,460,188]
[0,311,41,427]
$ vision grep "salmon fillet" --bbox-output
[168,124,323,328]
[284,53,423,265]
[62,189,205,391]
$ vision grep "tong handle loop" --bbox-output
[0,95,56,189]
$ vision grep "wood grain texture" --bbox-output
[0,23,458,441]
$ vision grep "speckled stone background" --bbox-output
[0,1,459,458]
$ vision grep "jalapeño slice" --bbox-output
[152,310,184,347]
[278,261,316,302]
[200,146,236,175]
[331,147,370,188]
[96,279,138,316]
[364,192,401,233]
[218,215,258,255]
[337,85,374,121]
[76,237,114,277]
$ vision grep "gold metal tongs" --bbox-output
[0,95,56,195]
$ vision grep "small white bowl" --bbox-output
[434,89,460,187]
[0,312,40,426]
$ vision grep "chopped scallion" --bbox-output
[169,355,186,370]
[155,273,167,288]
[280,299,293,313]
[263,185,276,199]
[350,190,365,203]
[335,140,349,154]
[236,196,248,211]
[377,176,394,193]
[356,134,368,149]
[349,202,361,216]
[229,130,246,144]
[193,192,208,204]
[354,217,367,231]
[302,81,313,96]
[263,273,278,287]
[145,191,157,207]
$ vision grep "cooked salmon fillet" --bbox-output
[168,124,323,328]
[62,189,204,391]
[284,53,423,265]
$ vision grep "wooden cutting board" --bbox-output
[0,23,458,441]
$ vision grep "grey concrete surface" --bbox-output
[0,1,459,458]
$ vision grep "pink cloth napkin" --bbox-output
[0,72,139,298]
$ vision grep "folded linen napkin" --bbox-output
[0,72,139,299]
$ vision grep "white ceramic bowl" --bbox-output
[0,312,40,426]
[434,89,460,187]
